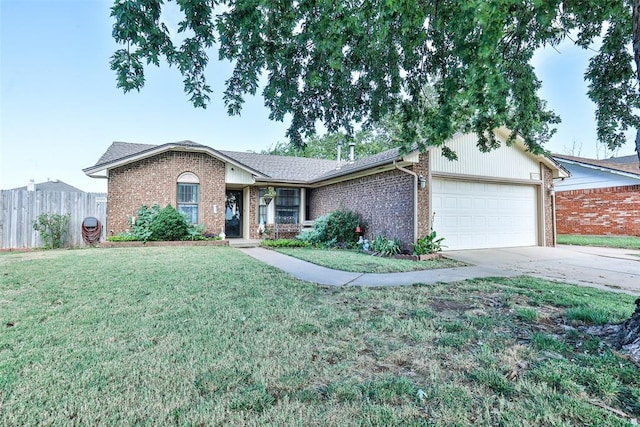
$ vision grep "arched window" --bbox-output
[177,172,199,224]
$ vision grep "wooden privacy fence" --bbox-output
[0,190,107,249]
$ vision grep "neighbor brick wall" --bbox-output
[308,169,414,249]
[107,151,226,235]
[555,185,640,236]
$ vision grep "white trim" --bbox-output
[431,171,543,186]
[84,143,265,179]
[177,172,199,183]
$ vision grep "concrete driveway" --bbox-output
[445,245,640,295]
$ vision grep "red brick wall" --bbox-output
[107,151,226,235]
[555,185,640,236]
[543,165,555,246]
[248,186,268,240]
[412,152,430,238]
[308,169,414,249]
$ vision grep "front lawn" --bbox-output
[558,234,640,249]
[273,247,466,273]
[1,247,638,425]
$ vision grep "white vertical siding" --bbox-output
[225,164,254,185]
[431,133,541,180]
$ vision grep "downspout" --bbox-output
[394,161,418,243]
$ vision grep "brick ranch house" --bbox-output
[552,154,640,237]
[84,128,568,250]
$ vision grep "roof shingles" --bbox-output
[217,150,338,181]
[90,141,399,183]
[553,154,640,175]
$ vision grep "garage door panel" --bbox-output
[432,179,537,250]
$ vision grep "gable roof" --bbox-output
[84,140,268,179]
[95,141,157,165]
[553,154,640,176]
[85,140,409,183]
[10,180,85,192]
[86,135,565,184]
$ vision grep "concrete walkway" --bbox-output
[239,245,640,295]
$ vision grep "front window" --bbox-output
[258,188,267,224]
[275,188,300,224]
[177,180,199,224]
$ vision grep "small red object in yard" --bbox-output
[355,225,361,233]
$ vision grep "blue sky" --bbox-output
[1,0,636,193]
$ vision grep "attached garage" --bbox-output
[425,129,563,250]
[432,178,538,250]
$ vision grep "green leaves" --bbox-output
[110,0,639,155]
[32,213,71,249]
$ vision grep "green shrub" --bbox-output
[296,214,328,245]
[370,235,401,257]
[412,230,446,255]
[260,239,311,248]
[107,234,138,242]
[128,204,161,241]
[297,210,365,247]
[185,224,206,240]
[324,209,364,244]
[150,205,189,241]
[32,213,71,249]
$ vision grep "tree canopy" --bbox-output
[110,0,640,157]
[261,114,400,159]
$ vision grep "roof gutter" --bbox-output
[393,160,418,243]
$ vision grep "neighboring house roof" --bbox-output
[552,153,640,192]
[603,154,640,165]
[10,180,85,192]
[553,154,640,175]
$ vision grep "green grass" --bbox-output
[273,247,466,273]
[557,234,640,249]
[1,247,639,426]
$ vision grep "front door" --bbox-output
[225,190,243,238]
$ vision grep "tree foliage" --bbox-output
[262,114,401,160]
[110,0,640,156]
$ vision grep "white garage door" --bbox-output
[432,179,538,250]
